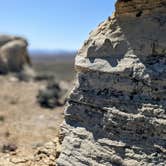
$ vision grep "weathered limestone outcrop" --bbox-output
[57,0,166,165]
[0,35,31,74]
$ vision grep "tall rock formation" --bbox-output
[0,35,31,74]
[57,0,166,165]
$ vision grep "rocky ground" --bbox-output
[0,75,68,165]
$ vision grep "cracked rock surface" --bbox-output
[57,0,166,165]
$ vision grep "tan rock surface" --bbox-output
[115,0,166,16]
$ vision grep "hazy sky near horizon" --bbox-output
[0,0,116,50]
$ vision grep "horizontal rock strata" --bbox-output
[57,0,166,165]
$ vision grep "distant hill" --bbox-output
[29,49,77,57]
[30,50,76,81]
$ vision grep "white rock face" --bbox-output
[57,0,166,165]
[0,35,31,74]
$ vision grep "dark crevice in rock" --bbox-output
[136,11,143,17]
[118,0,132,2]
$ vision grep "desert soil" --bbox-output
[0,75,64,165]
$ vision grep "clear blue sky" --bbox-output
[0,0,116,50]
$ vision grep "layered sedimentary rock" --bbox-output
[57,0,166,165]
[0,35,31,74]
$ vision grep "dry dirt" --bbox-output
[0,75,64,165]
